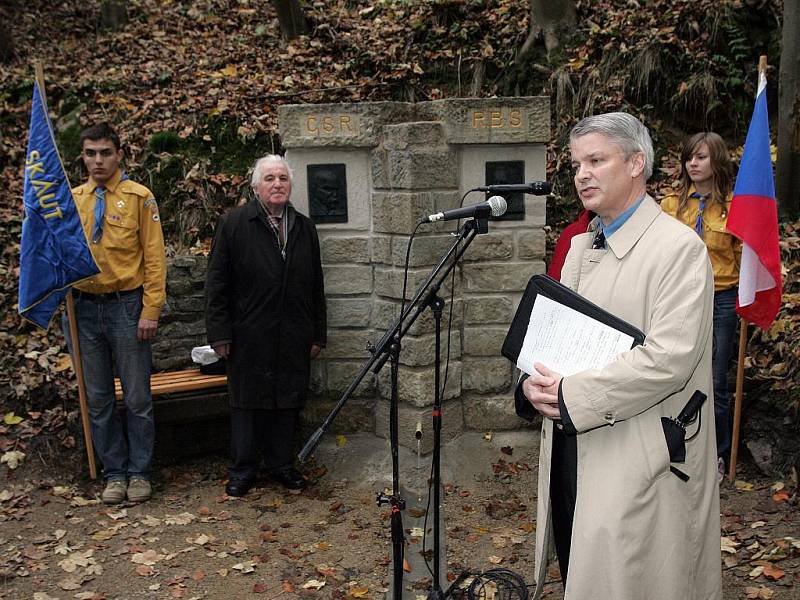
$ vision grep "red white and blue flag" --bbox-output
[725,71,783,330]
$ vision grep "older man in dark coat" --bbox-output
[205,154,326,496]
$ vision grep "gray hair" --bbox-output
[570,112,654,179]
[251,154,293,187]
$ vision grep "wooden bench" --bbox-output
[114,368,227,400]
[113,368,230,458]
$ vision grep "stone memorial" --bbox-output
[280,97,549,452]
[153,97,549,455]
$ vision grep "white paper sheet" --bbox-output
[517,294,635,377]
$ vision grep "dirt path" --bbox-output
[0,433,797,599]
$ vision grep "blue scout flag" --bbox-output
[18,80,99,328]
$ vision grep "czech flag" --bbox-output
[18,80,99,328]
[725,71,783,330]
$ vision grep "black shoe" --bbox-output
[225,478,254,497]
[272,467,307,490]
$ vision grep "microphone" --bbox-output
[422,196,507,223]
[474,181,552,195]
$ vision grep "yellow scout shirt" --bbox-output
[661,188,741,291]
[72,169,166,320]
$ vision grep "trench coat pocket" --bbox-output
[641,412,672,481]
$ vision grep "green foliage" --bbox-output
[55,121,82,168]
[59,93,82,116]
[533,0,784,230]
[144,154,185,240]
[148,131,182,154]
[203,117,268,174]
[136,117,278,247]
[723,15,750,64]
[542,0,781,140]
[5,79,34,105]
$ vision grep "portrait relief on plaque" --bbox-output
[485,160,525,220]
[307,164,349,224]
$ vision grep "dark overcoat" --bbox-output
[205,200,326,410]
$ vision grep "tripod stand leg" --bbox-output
[387,335,406,600]
[426,295,446,599]
[391,502,405,597]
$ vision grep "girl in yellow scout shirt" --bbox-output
[661,132,742,482]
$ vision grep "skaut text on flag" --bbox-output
[725,70,783,331]
[18,80,99,329]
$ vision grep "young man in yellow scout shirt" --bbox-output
[66,122,166,504]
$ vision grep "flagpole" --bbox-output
[727,318,748,482]
[34,62,98,480]
[65,297,98,481]
[727,54,769,483]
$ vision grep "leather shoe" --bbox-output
[272,467,307,490]
[225,478,254,497]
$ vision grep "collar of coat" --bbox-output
[245,198,297,233]
[587,194,660,260]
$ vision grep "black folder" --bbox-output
[501,274,646,367]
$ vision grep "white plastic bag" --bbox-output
[191,345,220,366]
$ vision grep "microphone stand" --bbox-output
[427,291,445,600]
[298,213,491,600]
[384,331,404,599]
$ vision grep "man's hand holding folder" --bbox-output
[504,275,645,428]
[522,362,562,420]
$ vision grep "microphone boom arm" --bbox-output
[297,217,484,463]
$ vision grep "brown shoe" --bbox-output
[127,478,152,503]
[101,480,127,505]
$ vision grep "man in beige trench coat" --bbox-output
[517,112,722,599]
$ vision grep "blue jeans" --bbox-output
[712,288,738,462]
[63,289,154,481]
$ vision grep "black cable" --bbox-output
[441,568,529,600]
[419,190,473,581]
[438,190,472,401]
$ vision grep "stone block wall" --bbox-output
[280,98,549,451]
[152,256,209,371]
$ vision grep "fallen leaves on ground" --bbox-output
[0,454,796,599]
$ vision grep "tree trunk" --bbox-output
[0,22,14,63]
[776,0,800,220]
[470,60,485,97]
[533,0,576,52]
[270,0,308,40]
[100,0,128,31]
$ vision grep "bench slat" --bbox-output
[150,371,217,384]
[150,378,227,394]
[114,368,227,400]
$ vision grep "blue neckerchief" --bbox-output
[91,186,105,243]
[91,172,128,244]
[690,191,710,236]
